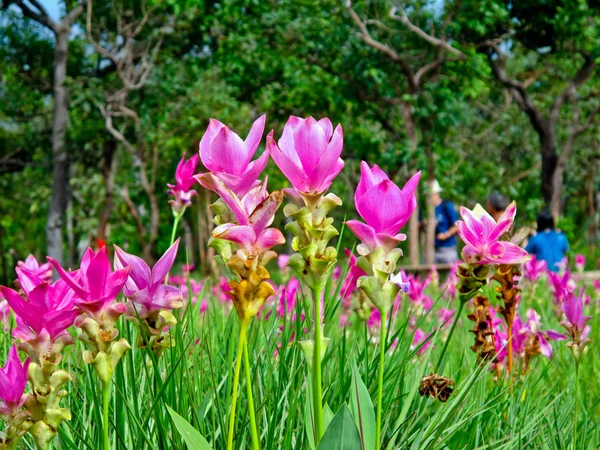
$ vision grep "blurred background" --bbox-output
[0,0,599,281]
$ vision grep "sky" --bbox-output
[39,0,61,21]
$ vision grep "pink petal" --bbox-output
[151,239,180,290]
[196,173,249,225]
[199,118,225,170]
[210,126,248,176]
[16,267,43,296]
[249,191,283,234]
[456,221,483,249]
[212,224,256,248]
[400,171,421,211]
[256,228,286,251]
[345,220,378,251]
[47,257,89,300]
[317,118,333,140]
[114,246,151,293]
[267,131,308,192]
[356,180,405,234]
[460,207,486,240]
[545,330,567,341]
[292,117,327,174]
[538,334,553,358]
[86,247,111,300]
[309,123,344,193]
[234,149,270,196]
[244,115,266,156]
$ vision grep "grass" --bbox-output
[1,262,599,449]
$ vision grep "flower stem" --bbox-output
[507,318,514,375]
[436,300,465,373]
[243,337,261,450]
[227,319,248,450]
[170,212,183,247]
[375,310,387,450]
[102,380,112,450]
[312,279,326,443]
[573,360,580,450]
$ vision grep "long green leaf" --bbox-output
[166,406,212,450]
[317,404,362,450]
[349,363,376,450]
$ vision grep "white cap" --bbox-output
[429,179,443,194]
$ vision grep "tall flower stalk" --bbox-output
[197,116,281,450]
[559,288,591,450]
[49,248,131,450]
[267,116,344,442]
[452,202,529,373]
[1,268,80,449]
[167,152,200,246]
[0,346,30,450]
[345,162,420,449]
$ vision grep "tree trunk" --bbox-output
[97,140,118,243]
[539,128,559,218]
[46,29,71,264]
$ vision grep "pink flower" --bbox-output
[560,288,591,350]
[277,254,290,270]
[346,162,421,254]
[547,270,575,304]
[0,345,30,415]
[199,115,268,197]
[277,277,301,318]
[412,329,432,355]
[0,296,10,331]
[521,309,566,359]
[457,202,529,265]
[1,268,80,341]
[114,239,184,319]
[48,247,130,323]
[168,153,199,213]
[266,116,343,195]
[340,249,367,301]
[575,254,586,271]
[17,254,52,283]
[523,255,547,282]
[197,174,285,254]
[438,308,455,327]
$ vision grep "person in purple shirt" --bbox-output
[525,210,569,272]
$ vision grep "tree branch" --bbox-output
[389,6,465,58]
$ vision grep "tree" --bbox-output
[2,0,87,265]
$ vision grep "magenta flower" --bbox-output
[266,116,343,195]
[114,239,184,319]
[1,268,80,342]
[197,173,284,254]
[456,201,529,265]
[340,249,367,301]
[523,255,547,283]
[276,276,301,318]
[547,270,574,304]
[17,254,52,283]
[346,162,420,254]
[560,288,592,355]
[199,115,268,197]
[0,345,30,416]
[168,152,199,213]
[412,329,432,355]
[575,254,586,271]
[521,309,566,359]
[48,247,130,324]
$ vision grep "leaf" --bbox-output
[304,377,317,450]
[166,406,212,450]
[349,364,376,450]
[323,403,334,432]
[316,404,362,450]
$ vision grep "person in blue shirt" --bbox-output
[428,180,459,264]
[525,210,569,272]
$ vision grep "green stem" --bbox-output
[103,380,112,450]
[312,279,326,443]
[227,320,248,450]
[243,338,261,450]
[375,309,387,450]
[573,360,580,450]
[170,212,182,247]
[436,300,466,373]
